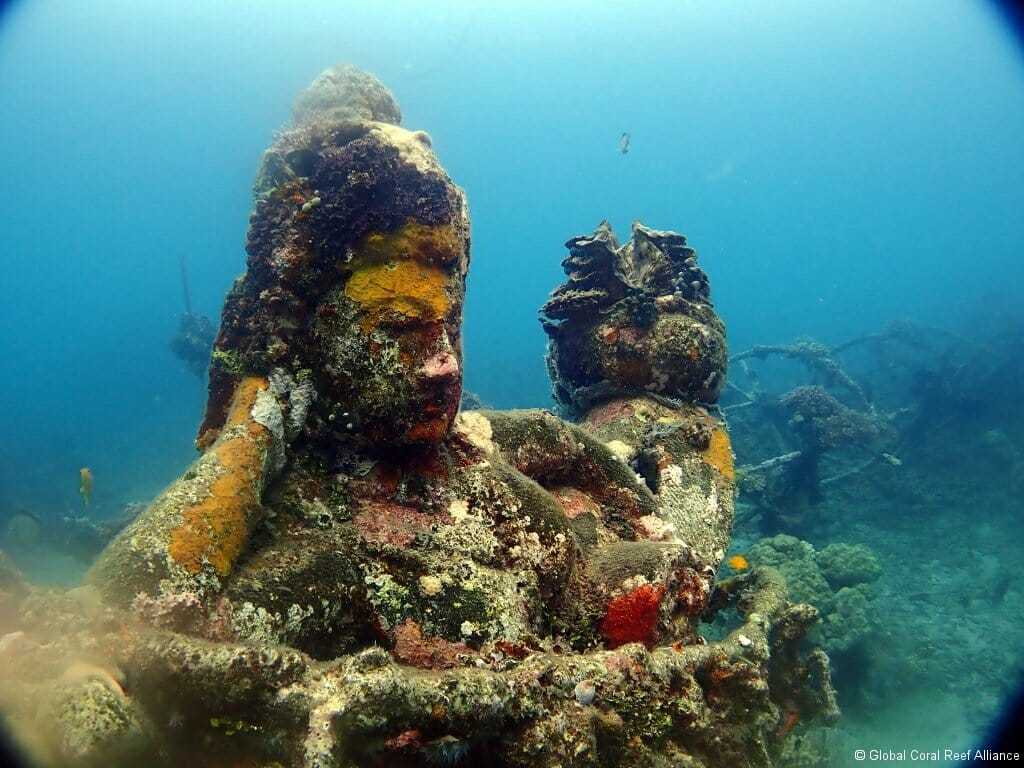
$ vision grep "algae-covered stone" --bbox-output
[223,524,371,658]
[748,535,882,656]
[748,534,833,612]
[89,377,279,607]
[541,221,727,413]
[816,542,882,589]
[292,63,402,126]
[40,679,155,768]
[820,584,878,652]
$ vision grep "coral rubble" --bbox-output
[0,66,836,768]
[746,535,882,655]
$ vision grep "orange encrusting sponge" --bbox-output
[168,377,271,576]
[702,427,735,482]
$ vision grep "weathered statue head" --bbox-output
[541,221,727,414]
[198,65,470,449]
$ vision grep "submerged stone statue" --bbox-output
[540,221,735,594]
[0,65,836,768]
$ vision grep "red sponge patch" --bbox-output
[600,584,665,649]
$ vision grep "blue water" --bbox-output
[0,2,1023,764]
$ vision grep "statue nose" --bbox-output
[419,350,460,382]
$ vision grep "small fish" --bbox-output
[79,467,93,507]
[726,554,749,571]
[618,132,631,155]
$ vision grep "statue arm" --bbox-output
[88,376,284,606]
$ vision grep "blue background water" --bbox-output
[0,1,1021,523]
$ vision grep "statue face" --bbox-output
[591,311,727,403]
[316,221,468,446]
[546,303,727,413]
[199,80,471,452]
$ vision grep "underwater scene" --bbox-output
[1,2,1023,767]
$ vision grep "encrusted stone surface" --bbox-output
[541,221,728,413]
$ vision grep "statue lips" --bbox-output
[410,350,461,440]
